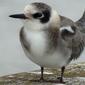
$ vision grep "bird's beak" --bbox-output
[9,14,27,19]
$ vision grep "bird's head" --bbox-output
[9,2,60,31]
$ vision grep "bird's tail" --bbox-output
[76,10,85,33]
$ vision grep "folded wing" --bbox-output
[60,16,85,62]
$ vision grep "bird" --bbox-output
[9,2,85,83]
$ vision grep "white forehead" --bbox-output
[24,4,37,14]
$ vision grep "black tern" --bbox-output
[9,2,85,83]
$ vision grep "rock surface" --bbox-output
[0,62,85,85]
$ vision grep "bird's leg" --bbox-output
[40,67,44,81]
[60,66,65,83]
[30,67,44,82]
[57,66,65,83]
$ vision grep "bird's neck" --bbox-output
[49,9,60,28]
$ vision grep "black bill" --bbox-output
[9,14,27,19]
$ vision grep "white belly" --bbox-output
[24,48,71,68]
[22,29,71,68]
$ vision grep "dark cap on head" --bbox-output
[32,2,51,23]
[32,2,51,11]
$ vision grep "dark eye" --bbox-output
[32,13,43,19]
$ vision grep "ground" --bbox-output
[0,62,85,85]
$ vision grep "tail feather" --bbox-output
[76,10,85,33]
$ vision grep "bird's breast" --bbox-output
[23,29,48,57]
[20,28,71,67]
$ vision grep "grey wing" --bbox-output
[60,23,85,62]
[68,28,84,62]
[69,35,84,62]
[60,14,85,44]
[60,15,75,27]
[60,10,85,33]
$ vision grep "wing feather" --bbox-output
[60,16,85,62]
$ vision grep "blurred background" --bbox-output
[0,0,85,76]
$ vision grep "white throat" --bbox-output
[23,19,48,31]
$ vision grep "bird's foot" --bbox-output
[57,77,65,84]
[30,77,65,84]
